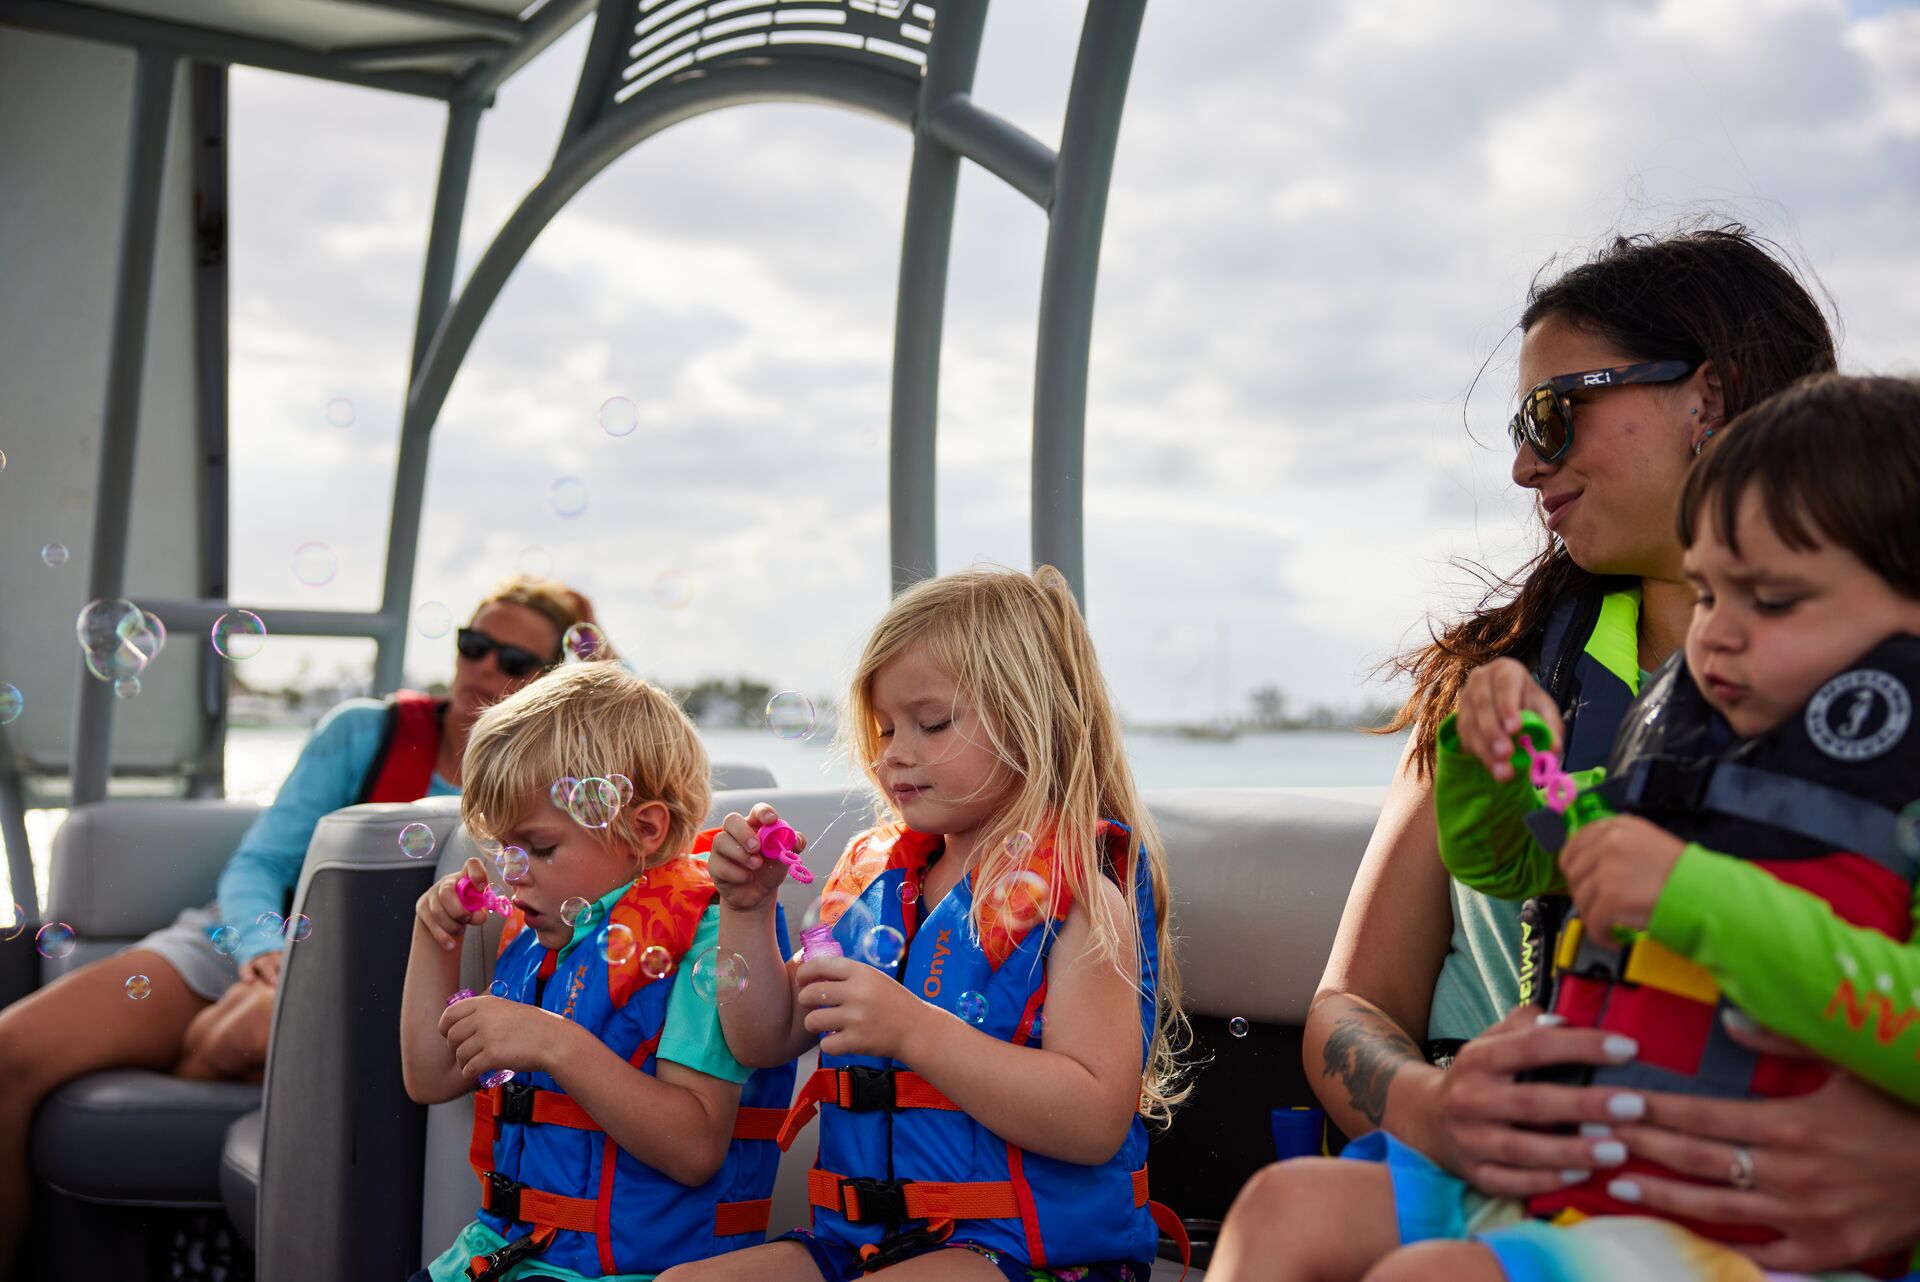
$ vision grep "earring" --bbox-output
[1689,408,1699,416]
[1693,427,1716,457]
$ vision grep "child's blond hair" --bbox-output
[842,564,1190,1124]
[462,663,711,867]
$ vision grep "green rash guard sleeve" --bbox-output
[1432,712,1605,902]
[1647,845,1920,1105]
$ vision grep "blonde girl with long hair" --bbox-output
[660,564,1187,1282]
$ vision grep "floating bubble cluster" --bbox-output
[398,822,436,860]
[551,477,588,518]
[567,777,620,830]
[283,914,313,943]
[292,541,338,587]
[125,974,152,1001]
[563,622,608,661]
[41,543,68,568]
[690,948,749,1004]
[607,773,635,807]
[496,845,530,884]
[414,601,453,639]
[211,610,267,661]
[956,991,989,1025]
[0,684,22,726]
[600,396,638,437]
[35,922,75,961]
[549,777,578,810]
[766,691,816,741]
[599,923,636,965]
[77,598,163,682]
[860,925,905,971]
[256,911,285,937]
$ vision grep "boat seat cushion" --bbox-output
[220,1108,263,1247]
[32,1070,260,1208]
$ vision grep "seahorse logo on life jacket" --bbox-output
[1806,669,1909,761]
[923,929,951,999]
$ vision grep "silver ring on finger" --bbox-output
[1728,1145,1756,1191]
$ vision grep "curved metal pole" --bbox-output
[890,0,990,594]
[1032,0,1148,607]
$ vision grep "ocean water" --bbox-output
[7,723,1406,911]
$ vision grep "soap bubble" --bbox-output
[76,598,154,680]
[0,685,22,726]
[859,925,905,970]
[551,477,587,518]
[549,776,579,810]
[1899,801,1920,858]
[984,869,1051,933]
[563,622,608,661]
[414,601,452,639]
[599,923,636,965]
[0,448,7,471]
[898,881,918,906]
[560,897,596,929]
[211,610,267,661]
[324,397,355,428]
[567,777,620,830]
[209,925,241,955]
[1228,1016,1250,1038]
[283,914,313,943]
[1,905,24,942]
[41,543,68,568]
[291,541,338,587]
[496,845,530,883]
[488,979,510,998]
[113,675,140,700]
[1006,831,1035,860]
[607,773,635,807]
[765,691,816,741]
[653,570,692,611]
[800,891,855,933]
[639,945,674,979]
[142,611,167,655]
[600,396,638,437]
[255,911,284,937]
[690,948,749,1004]
[398,822,435,860]
[34,922,75,960]
[518,546,553,578]
[956,991,988,1025]
[125,973,152,1000]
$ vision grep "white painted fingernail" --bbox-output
[1608,1093,1647,1120]
[1607,1178,1642,1203]
[1560,1169,1589,1185]
[1592,1140,1628,1166]
[1721,1008,1759,1035]
[1579,1123,1613,1138]
[1603,1034,1639,1061]
[1535,1012,1567,1027]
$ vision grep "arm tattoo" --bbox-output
[1320,1009,1423,1128]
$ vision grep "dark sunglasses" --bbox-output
[455,627,550,679]
[1508,359,1698,463]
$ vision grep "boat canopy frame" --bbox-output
[0,0,1147,916]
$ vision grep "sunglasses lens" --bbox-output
[1524,388,1568,459]
[498,650,541,678]
[455,629,490,661]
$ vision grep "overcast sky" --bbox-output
[219,0,1920,723]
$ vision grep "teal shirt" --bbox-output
[218,699,457,962]
[424,885,751,1282]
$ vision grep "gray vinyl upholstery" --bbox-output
[30,800,263,1210]
[219,1108,263,1248]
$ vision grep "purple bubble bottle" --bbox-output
[799,923,842,961]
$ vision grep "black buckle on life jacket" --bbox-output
[485,1171,525,1223]
[497,1080,536,1126]
[841,1066,899,1112]
[841,1177,910,1225]
[856,1220,952,1272]
[465,1227,551,1282]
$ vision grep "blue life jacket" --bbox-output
[778,820,1181,1272]
[465,856,797,1278]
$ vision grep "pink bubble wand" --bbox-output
[756,822,813,885]
[455,875,516,917]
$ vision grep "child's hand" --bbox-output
[796,956,928,1060]
[1561,816,1687,944]
[439,994,567,1082]
[416,855,491,951]
[707,805,804,913]
[1459,658,1566,782]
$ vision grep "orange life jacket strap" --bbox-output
[806,1163,1157,1226]
[477,1175,601,1235]
[713,1198,773,1237]
[733,1107,789,1142]
[777,1067,962,1151]
[473,1081,601,1131]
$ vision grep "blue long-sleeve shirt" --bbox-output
[216,698,457,962]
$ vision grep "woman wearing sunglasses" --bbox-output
[1212,226,1920,1277]
[0,576,600,1267]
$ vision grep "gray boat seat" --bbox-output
[710,761,778,791]
[30,800,262,1210]
[219,1107,263,1248]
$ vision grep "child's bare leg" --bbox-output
[1361,1240,1503,1282]
[864,1247,1006,1280]
[655,1240,823,1282]
[175,980,274,1082]
[1208,1157,1401,1282]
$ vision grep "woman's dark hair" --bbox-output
[1678,374,1920,600]
[1379,224,1838,776]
